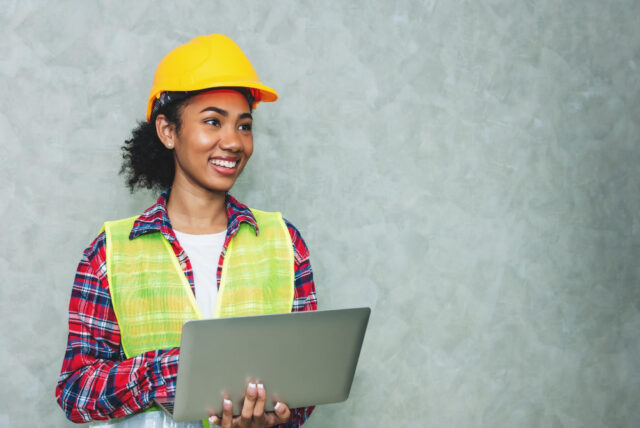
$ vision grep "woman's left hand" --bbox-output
[208,382,291,428]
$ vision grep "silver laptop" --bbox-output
[155,307,371,422]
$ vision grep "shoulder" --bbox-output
[77,213,135,284]
[228,193,311,262]
[82,230,107,269]
[71,230,110,304]
[282,217,311,264]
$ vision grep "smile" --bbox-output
[209,159,238,169]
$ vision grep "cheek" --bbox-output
[190,130,213,150]
[244,138,254,159]
[177,132,211,160]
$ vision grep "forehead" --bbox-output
[184,89,251,113]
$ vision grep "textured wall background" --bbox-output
[1,1,639,427]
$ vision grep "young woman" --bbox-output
[55,34,317,428]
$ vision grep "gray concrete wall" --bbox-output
[1,1,639,426]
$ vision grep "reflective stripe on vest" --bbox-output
[104,209,295,359]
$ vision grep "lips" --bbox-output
[209,157,239,176]
[209,158,238,169]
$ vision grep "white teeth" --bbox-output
[210,159,237,168]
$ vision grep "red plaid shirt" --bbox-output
[55,191,317,425]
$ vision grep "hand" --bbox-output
[208,382,291,428]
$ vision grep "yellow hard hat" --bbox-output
[146,34,278,121]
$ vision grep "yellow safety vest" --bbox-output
[104,208,295,359]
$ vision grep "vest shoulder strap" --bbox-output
[215,209,295,318]
[104,216,200,358]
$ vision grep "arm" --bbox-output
[55,232,179,423]
[281,220,317,428]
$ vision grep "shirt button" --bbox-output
[180,262,188,270]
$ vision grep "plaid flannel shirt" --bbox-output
[55,191,317,426]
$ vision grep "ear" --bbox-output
[155,114,176,149]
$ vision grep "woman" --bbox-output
[55,34,317,428]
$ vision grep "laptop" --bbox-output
[155,307,371,422]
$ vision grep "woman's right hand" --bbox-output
[208,382,291,428]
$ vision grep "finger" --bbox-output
[263,408,290,427]
[221,398,233,428]
[264,412,279,427]
[208,414,221,426]
[274,402,291,423]
[231,415,242,428]
[262,401,292,426]
[252,383,266,422]
[240,382,258,426]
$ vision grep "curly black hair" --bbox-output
[120,88,255,193]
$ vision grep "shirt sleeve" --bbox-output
[282,220,318,427]
[55,232,179,423]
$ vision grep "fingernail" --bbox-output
[248,382,256,392]
[208,416,216,423]
[257,383,264,390]
[275,402,282,411]
[224,398,232,408]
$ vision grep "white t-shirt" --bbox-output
[174,229,226,318]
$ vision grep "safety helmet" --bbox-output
[146,34,278,121]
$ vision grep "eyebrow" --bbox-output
[200,106,253,120]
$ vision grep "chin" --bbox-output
[203,181,235,194]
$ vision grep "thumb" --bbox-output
[274,402,291,422]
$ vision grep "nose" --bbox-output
[219,126,242,152]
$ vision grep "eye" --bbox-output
[204,118,221,127]
[238,123,252,132]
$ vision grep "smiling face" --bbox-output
[156,89,254,195]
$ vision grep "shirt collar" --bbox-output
[129,189,259,241]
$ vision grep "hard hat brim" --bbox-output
[146,81,278,121]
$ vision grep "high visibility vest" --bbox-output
[104,208,295,359]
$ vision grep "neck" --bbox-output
[166,180,228,234]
